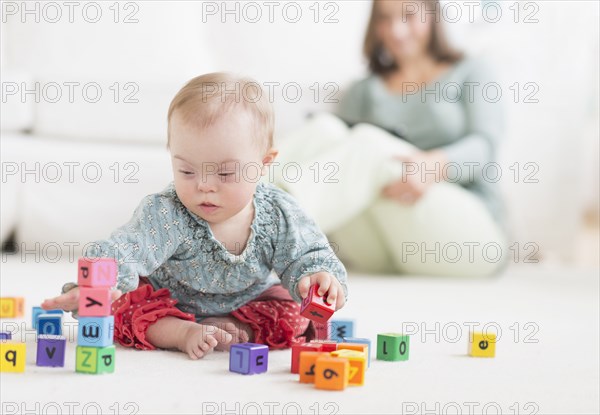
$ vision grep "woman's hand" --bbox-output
[297,271,346,311]
[382,149,448,205]
[41,287,122,312]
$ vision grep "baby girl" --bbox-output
[42,73,349,359]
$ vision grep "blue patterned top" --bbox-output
[85,181,348,317]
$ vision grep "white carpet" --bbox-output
[1,256,598,415]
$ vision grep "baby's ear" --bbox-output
[261,148,279,175]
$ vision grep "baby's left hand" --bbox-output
[297,272,346,311]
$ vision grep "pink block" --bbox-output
[78,287,112,317]
[78,258,117,287]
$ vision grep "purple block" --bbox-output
[229,343,268,375]
[0,332,11,340]
[36,335,66,367]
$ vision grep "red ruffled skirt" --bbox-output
[111,278,314,350]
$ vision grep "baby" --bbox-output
[42,73,348,359]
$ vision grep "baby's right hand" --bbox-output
[41,287,122,312]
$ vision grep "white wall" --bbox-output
[1,0,598,262]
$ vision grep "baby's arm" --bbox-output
[42,191,186,311]
[271,189,349,309]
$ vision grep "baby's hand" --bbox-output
[41,287,122,312]
[297,272,346,310]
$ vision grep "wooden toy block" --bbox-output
[78,316,115,347]
[377,333,409,361]
[291,342,323,374]
[331,349,367,386]
[0,342,26,372]
[37,314,62,336]
[330,319,354,342]
[337,342,368,359]
[36,335,66,367]
[314,356,350,391]
[342,337,372,367]
[78,287,112,317]
[32,307,63,329]
[78,257,118,287]
[0,332,12,340]
[300,284,335,324]
[76,345,115,374]
[0,298,13,318]
[298,351,330,383]
[309,340,338,352]
[468,331,496,357]
[0,297,24,318]
[229,343,268,375]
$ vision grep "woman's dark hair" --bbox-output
[364,0,464,75]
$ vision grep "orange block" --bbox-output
[14,298,25,318]
[299,351,330,383]
[314,356,349,391]
[331,349,366,386]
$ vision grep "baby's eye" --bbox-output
[218,172,235,177]
[179,170,194,175]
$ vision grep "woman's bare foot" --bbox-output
[201,316,254,351]
[145,317,233,360]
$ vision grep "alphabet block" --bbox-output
[78,316,114,347]
[468,331,496,357]
[0,297,24,318]
[0,332,12,340]
[331,349,366,386]
[314,356,350,391]
[36,335,66,367]
[300,284,335,324]
[78,257,117,287]
[32,307,63,329]
[298,351,330,383]
[229,343,268,375]
[37,314,62,336]
[330,319,354,342]
[0,343,26,372]
[78,287,112,317]
[309,340,338,352]
[291,342,323,374]
[377,333,409,361]
[337,342,368,360]
[76,345,115,374]
[342,337,372,367]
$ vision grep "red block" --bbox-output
[291,342,323,374]
[78,258,117,287]
[300,285,335,324]
[310,340,338,352]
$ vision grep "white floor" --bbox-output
[1,256,598,415]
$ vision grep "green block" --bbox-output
[377,333,409,361]
[76,345,115,374]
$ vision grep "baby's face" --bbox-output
[169,109,272,225]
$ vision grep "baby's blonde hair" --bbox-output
[167,72,274,153]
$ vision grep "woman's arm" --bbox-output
[439,59,505,185]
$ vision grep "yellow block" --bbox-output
[314,356,349,391]
[0,298,15,318]
[331,349,366,386]
[0,343,26,372]
[468,331,496,357]
[298,351,330,383]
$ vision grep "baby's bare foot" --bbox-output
[180,322,233,360]
[202,316,254,351]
